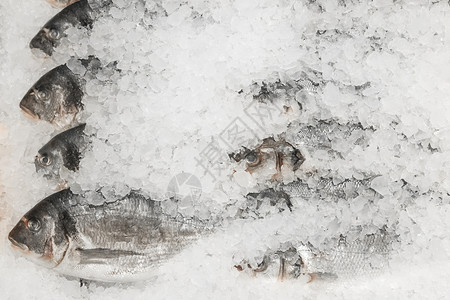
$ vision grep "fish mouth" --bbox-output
[29,34,54,57]
[8,235,29,252]
[30,47,50,59]
[19,103,40,121]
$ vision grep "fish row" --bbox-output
[14,95,393,283]
[9,0,394,284]
[8,183,396,283]
[12,0,234,284]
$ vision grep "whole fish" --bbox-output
[8,189,210,282]
[230,137,305,180]
[237,176,379,220]
[20,64,83,126]
[236,230,394,281]
[35,124,89,178]
[30,0,94,56]
[46,0,79,9]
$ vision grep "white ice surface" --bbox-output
[1,0,450,299]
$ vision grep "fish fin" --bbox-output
[79,278,90,288]
[76,248,143,265]
[307,273,316,283]
[277,257,286,282]
[307,272,338,282]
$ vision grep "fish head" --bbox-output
[230,138,305,181]
[8,197,70,268]
[29,25,65,57]
[20,65,82,126]
[234,247,306,280]
[20,82,57,123]
[30,0,92,56]
[35,142,64,178]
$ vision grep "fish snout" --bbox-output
[8,232,29,252]
[29,32,54,57]
[19,99,40,121]
[30,47,49,59]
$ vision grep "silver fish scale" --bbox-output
[309,234,393,278]
[293,121,372,152]
[296,78,320,93]
[279,181,314,199]
[296,125,332,149]
[279,177,378,201]
[250,71,322,103]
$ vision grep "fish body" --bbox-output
[291,120,374,158]
[250,72,322,103]
[35,124,89,178]
[30,0,94,56]
[20,64,83,127]
[237,231,394,281]
[8,189,210,282]
[238,176,378,220]
[46,0,79,9]
[280,176,379,201]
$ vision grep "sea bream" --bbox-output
[8,189,210,282]
[30,0,94,56]
[229,120,374,181]
[35,124,89,178]
[20,64,83,127]
[236,176,379,220]
[236,230,395,281]
[46,0,79,9]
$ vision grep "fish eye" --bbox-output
[48,29,60,40]
[39,154,52,166]
[35,90,50,102]
[245,151,261,167]
[27,218,41,232]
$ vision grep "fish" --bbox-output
[20,64,84,127]
[236,176,379,220]
[230,137,305,180]
[46,0,79,9]
[35,124,89,178]
[30,0,97,56]
[8,189,211,282]
[235,229,395,281]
